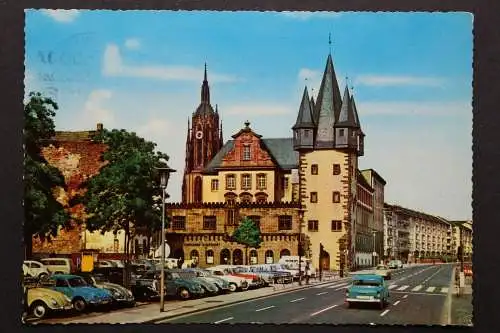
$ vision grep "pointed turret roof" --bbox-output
[310,96,315,114]
[350,94,363,132]
[336,85,358,128]
[195,63,215,116]
[293,86,315,129]
[314,53,342,125]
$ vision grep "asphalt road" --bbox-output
[158,264,455,325]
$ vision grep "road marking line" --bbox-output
[388,284,398,290]
[391,291,445,297]
[290,297,305,303]
[426,287,436,292]
[214,317,234,324]
[255,305,275,312]
[393,300,400,306]
[403,294,408,299]
[412,285,423,291]
[316,292,328,296]
[310,305,338,317]
[397,285,409,291]
[370,323,376,325]
[380,310,390,317]
[441,287,449,293]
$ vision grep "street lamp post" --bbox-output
[156,163,176,313]
[298,208,304,286]
[372,230,377,267]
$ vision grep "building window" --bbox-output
[280,249,291,258]
[225,193,237,205]
[257,174,267,190]
[308,220,319,232]
[310,192,318,203]
[265,250,274,264]
[278,215,293,230]
[304,129,310,138]
[241,174,252,190]
[331,220,342,232]
[249,249,258,264]
[190,250,199,261]
[211,179,219,191]
[172,216,186,230]
[339,129,345,137]
[283,177,289,191]
[333,164,341,175]
[332,191,341,203]
[242,145,251,161]
[226,174,236,190]
[240,192,253,204]
[203,216,217,230]
[311,164,318,175]
[226,209,236,225]
[255,192,268,204]
[247,215,261,230]
[206,250,214,264]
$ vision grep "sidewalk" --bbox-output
[449,272,473,326]
[34,274,347,324]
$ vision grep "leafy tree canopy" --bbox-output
[24,92,70,246]
[232,217,262,249]
[79,128,170,236]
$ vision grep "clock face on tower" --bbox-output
[195,131,203,139]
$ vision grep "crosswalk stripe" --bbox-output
[397,285,409,291]
[388,284,398,290]
[441,287,449,293]
[426,287,436,292]
[312,282,339,289]
[412,285,423,291]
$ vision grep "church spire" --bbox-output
[200,62,210,104]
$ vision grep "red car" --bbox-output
[215,265,264,288]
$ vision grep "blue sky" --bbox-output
[25,10,473,220]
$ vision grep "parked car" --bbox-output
[40,258,73,275]
[266,264,300,281]
[374,265,392,280]
[91,266,138,286]
[205,267,249,292]
[278,256,317,277]
[233,265,273,286]
[152,258,179,269]
[50,274,113,312]
[214,265,264,289]
[78,272,135,307]
[251,264,294,284]
[23,278,73,319]
[96,260,116,268]
[168,269,219,295]
[345,274,390,309]
[135,270,206,300]
[388,260,403,269]
[23,261,50,279]
[183,268,231,294]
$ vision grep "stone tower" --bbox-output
[182,64,223,203]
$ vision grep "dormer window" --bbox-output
[243,145,251,161]
[339,129,345,137]
[304,129,310,138]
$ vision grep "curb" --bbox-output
[143,277,349,324]
[442,264,456,325]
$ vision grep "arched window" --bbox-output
[206,250,214,264]
[280,249,291,258]
[249,249,258,264]
[194,176,202,203]
[190,250,199,260]
[220,249,231,265]
[265,250,274,264]
[239,192,253,204]
[255,192,268,204]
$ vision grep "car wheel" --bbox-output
[346,302,351,308]
[72,297,87,312]
[31,301,49,319]
[178,288,191,300]
[379,300,385,309]
[228,283,237,292]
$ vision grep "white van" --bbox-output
[23,260,50,278]
[279,256,317,277]
[40,258,73,275]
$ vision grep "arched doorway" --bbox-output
[173,248,184,260]
[320,250,330,270]
[249,250,258,264]
[220,249,231,265]
[265,250,274,264]
[190,250,199,260]
[280,249,291,258]
[194,176,202,203]
[206,249,214,264]
[233,249,243,265]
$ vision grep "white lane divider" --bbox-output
[255,305,275,312]
[403,295,408,299]
[290,297,305,303]
[388,284,398,290]
[380,309,390,317]
[214,317,234,324]
[426,287,436,292]
[441,287,449,293]
[310,304,339,317]
[397,285,409,291]
[412,285,423,292]
[316,292,328,296]
[393,300,400,306]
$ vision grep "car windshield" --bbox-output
[68,277,88,287]
[353,280,381,287]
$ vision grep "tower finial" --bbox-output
[329,32,332,54]
[204,62,207,81]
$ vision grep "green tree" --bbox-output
[232,217,262,265]
[76,128,169,286]
[23,92,70,258]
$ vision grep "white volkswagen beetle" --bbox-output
[205,267,249,292]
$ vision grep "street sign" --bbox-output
[154,243,171,258]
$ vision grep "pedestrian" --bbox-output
[305,263,311,284]
[177,257,184,269]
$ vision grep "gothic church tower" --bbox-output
[182,64,223,203]
[292,51,364,272]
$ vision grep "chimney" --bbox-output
[96,123,103,131]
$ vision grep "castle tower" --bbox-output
[293,50,364,272]
[182,64,223,203]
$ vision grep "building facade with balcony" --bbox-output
[450,220,473,261]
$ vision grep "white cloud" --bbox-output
[356,101,471,117]
[137,117,177,140]
[79,89,115,128]
[41,9,80,23]
[279,11,342,20]
[124,38,141,50]
[224,104,292,116]
[102,44,239,83]
[355,75,445,87]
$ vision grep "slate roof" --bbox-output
[292,86,315,129]
[203,137,299,173]
[336,85,358,128]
